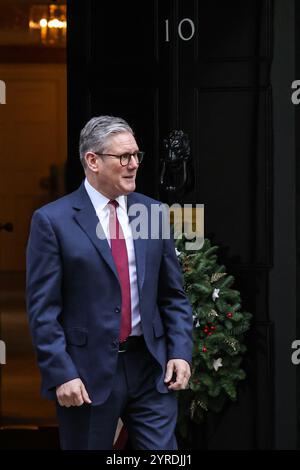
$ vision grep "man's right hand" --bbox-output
[56,378,92,407]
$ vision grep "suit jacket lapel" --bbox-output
[72,184,148,292]
[126,193,147,293]
[72,184,119,282]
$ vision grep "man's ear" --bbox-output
[85,152,99,172]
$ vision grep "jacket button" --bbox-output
[115,307,120,313]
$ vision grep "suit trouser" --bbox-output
[56,340,178,450]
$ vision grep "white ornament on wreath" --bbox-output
[212,288,220,301]
[213,358,223,371]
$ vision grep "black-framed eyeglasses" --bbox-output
[94,151,145,166]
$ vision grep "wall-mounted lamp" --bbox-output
[29,4,66,46]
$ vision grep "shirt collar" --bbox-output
[84,178,127,214]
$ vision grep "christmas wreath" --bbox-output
[175,237,252,441]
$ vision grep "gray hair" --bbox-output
[79,115,134,168]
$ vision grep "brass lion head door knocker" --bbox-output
[160,130,194,198]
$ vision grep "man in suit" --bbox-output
[26,115,193,450]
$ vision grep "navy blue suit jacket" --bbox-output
[26,183,193,405]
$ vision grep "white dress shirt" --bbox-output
[84,178,142,336]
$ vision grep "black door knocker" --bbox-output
[160,130,192,195]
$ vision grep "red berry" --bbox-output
[208,332,212,336]
[210,326,216,330]
[202,347,207,352]
[227,312,233,318]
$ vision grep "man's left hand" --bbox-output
[164,359,191,390]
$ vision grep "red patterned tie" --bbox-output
[108,200,132,342]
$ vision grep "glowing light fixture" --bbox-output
[29,4,67,46]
